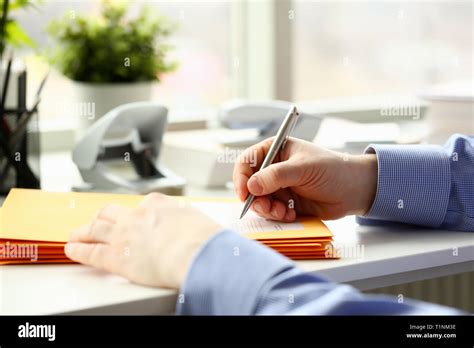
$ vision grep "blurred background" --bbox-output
[1,0,472,194]
[0,0,472,312]
[11,0,473,123]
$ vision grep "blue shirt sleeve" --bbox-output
[357,134,474,231]
[177,134,473,315]
[177,230,463,315]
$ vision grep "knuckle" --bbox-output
[89,244,104,267]
[236,151,246,165]
[144,192,166,205]
[97,204,118,220]
[87,219,99,239]
[232,164,242,181]
[236,149,254,169]
[263,136,275,146]
[148,192,165,200]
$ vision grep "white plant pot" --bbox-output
[70,81,153,136]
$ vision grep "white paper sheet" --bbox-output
[191,201,303,235]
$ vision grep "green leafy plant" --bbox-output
[0,0,37,56]
[46,0,177,83]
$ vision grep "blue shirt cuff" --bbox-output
[176,229,294,315]
[357,144,451,228]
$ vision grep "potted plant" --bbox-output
[1,0,36,55]
[1,0,37,109]
[46,0,177,130]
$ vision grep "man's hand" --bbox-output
[64,193,221,289]
[233,137,378,221]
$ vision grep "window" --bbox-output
[291,0,473,100]
[11,0,473,128]
[15,0,233,124]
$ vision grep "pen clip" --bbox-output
[282,109,299,149]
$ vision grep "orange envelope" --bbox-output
[0,189,335,264]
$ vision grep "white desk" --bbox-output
[1,216,472,315]
[0,152,473,314]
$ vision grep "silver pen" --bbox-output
[239,105,300,219]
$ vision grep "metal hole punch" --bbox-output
[72,102,186,195]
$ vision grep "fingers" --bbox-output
[252,196,271,215]
[64,242,111,270]
[253,198,296,221]
[67,204,128,269]
[253,198,285,220]
[234,172,251,201]
[272,189,298,221]
[96,204,130,223]
[139,192,170,208]
[69,219,114,243]
[70,204,130,244]
[247,160,303,196]
[233,138,273,201]
[251,196,297,222]
[283,207,297,222]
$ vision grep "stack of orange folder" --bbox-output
[232,216,335,260]
[255,236,333,260]
[0,189,335,264]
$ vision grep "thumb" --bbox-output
[247,161,303,196]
